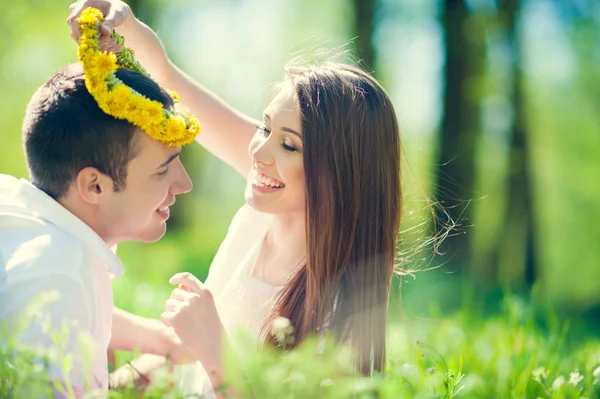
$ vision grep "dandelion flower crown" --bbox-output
[76,7,200,147]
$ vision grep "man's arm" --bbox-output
[110,307,194,364]
[2,275,97,397]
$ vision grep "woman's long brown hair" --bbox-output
[263,63,402,375]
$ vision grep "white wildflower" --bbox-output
[532,367,548,382]
[272,316,292,332]
[271,316,294,344]
[320,378,335,387]
[593,366,600,379]
[552,375,566,391]
[569,371,584,386]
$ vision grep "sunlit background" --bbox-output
[2,0,599,334]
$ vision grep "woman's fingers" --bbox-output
[67,13,82,42]
[161,311,174,327]
[164,298,181,312]
[169,272,204,295]
[170,287,191,301]
[66,0,131,42]
[98,36,122,53]
[99,22,113,36]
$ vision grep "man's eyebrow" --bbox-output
[263,114,302,138]
[158,151,181,168]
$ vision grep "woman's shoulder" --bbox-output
[228,203,272,235]
[205,204,271,288]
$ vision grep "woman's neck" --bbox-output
[268,211,306,254]
[257,210,307,285]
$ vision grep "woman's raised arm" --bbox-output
[67,0,256,176]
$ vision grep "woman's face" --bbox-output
[245,82,306,215]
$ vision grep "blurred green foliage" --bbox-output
[3,291,600,398]
[1,2,599,396]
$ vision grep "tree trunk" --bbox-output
[435,0,484,271]
[496,0,537,285]
[352,0,376,71]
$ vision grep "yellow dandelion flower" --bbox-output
[94,52,117,75]
[188,119,201,136]
[168,90,180,102]
[146,103,163,124]
[145,123,163,139]
[77,8,104,25]
[133,110,151,128]
[111,85,131,103]
[165,117,184,137]
[77,6,200,146]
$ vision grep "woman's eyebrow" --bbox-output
[281,126,301,138]
[264,114,302,138]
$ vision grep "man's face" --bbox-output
[101,131,193,244]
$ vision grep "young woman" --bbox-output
[68,2,402,397]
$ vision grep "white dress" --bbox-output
[178,204,283,397]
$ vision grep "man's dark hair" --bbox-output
[22,62,175,199]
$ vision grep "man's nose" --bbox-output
[171,164,193,195]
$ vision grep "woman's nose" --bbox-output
[251,137,275,166]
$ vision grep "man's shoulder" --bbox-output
[1,217,88,278]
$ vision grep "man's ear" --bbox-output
[74,167,114,204]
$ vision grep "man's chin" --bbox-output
[136,226,167,243]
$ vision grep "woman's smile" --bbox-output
[251,170,285,193]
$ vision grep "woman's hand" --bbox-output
[162,272,225,376]
[66,0,132,42]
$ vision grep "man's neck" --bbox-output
[57,195,113,246]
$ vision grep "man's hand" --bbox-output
[67,0,132,42]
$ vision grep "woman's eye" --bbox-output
[282,142,297,152]
[158,167,169,176]
[256,124,271,136]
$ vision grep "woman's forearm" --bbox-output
[116,15,172,84]
[117,14,256,175]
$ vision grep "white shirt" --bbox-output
[0,174,124,396]
[178,204,282,397]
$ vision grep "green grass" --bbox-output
[2,289,600,398]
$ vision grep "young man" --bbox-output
[0,63,194,396]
